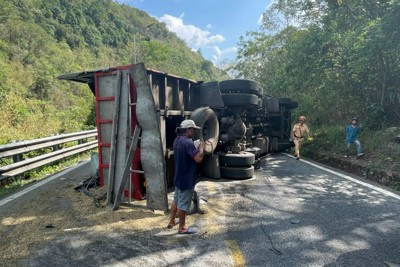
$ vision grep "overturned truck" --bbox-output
[58,63,297,211]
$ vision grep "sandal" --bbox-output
[167,220,179,229]
[178,226,197,235]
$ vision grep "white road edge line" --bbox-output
[0,161,89,207]
[284,154,400,201]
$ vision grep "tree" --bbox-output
[235,0,400,127]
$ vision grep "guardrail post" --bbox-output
[11,141,23,163]
[78,138,87,145]
[51,134,60,151]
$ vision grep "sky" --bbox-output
[114,0,272,65]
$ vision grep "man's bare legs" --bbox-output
[177,209,187,232]
[168,201,178,226]
[169,200,189,232]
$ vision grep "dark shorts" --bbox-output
[173,188,194,213]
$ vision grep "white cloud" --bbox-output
[159,14,224,49]
[211,46,237,63]
[157,14,237,64]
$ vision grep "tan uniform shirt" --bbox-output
[292,123,310,139]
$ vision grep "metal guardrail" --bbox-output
[0,130,98,181]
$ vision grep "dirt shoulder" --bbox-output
[0,161,230,267]
[0,162,163,266]
[304,150,400,191]
[301,127,400,191]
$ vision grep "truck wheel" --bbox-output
[245,147,261,159]
[222,93,259,106]
[219,151,255,167]
[219,79,260,95]
[220,166,255,180]
[190,107,219,155]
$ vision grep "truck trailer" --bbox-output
[58,63,297,211]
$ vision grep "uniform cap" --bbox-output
[299,116,306,121]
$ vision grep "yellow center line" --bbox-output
[227,240,246,267]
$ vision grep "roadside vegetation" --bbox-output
[234,1,399,129]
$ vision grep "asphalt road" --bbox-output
[217,154,400,267]
[1,154,400,267]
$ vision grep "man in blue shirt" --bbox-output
[345,117,364,158]
[167,119,204,234]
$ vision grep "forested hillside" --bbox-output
[235,0,400,129]
[231,0,400,184]
[0,0,228,144]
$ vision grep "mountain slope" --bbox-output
[0,0,228,144]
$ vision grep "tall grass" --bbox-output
[302,125,346,155]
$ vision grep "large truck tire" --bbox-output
[245,147,261,159]
[222,93,259,106]
[190,107,219,155]
[219,79,260,95]
[220,165,255,180]
[219,151,255,167]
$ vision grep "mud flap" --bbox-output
[131,63,168,211]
